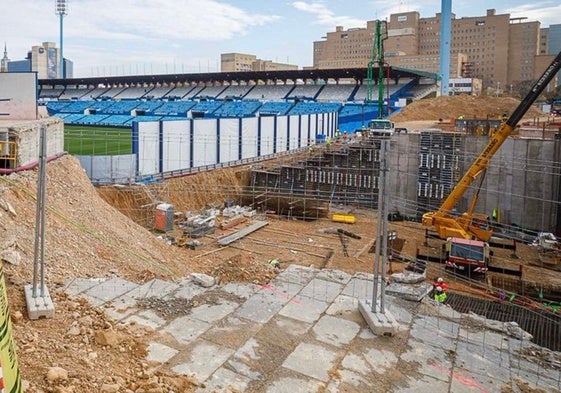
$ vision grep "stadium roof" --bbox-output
[39,67,438,87]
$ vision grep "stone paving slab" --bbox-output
[123,309,167,330]
[271,264,318,286]
[164,316,210,345]
[266,375,326,393]
[64,273,560,393]
[146,342,179,364]
[201,315,262,349]
[299,278,345,303]
[235,289,291,324]
[278,296,329,324]
[282,342,341,382]
[171,340,235,382]
[63,278,108,297]
[312,315,361,347]
[393,374,451,393]
[82,277,139,305]
[198,367,251,393]
[189,300,239,324]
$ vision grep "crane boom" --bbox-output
[422,51,561,241]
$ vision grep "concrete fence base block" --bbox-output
[358,299,400,337]
[24,284,55,320]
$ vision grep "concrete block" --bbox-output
[299,278,345,303]
[199,367,251,393]
[385,282,433,301]
[146,342,179,364]
[24,284,55,320]
[358,299,400,337]
[171,340,234,382]
[282,342,340,382]
[313,315,360,347]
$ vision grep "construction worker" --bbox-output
[326,136,332,149]
[434,286,447,303]
[268,258,280,269]
[434,277,448,292]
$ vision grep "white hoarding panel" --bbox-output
[276,116,288,152]
[162,120,190,172]
[0,73,37,120]
[310,114,318,143]
[193,119,217,167]
[289,115,300,150]
[241,117,258,159]
[260,117,275,156]
[219,118,239,163]
[137,122,159,176]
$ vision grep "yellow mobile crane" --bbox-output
[422,51,561,241]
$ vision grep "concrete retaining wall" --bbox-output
[3,117,64,167]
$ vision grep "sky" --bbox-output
[1,0,560,78]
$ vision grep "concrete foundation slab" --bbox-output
[24,284,55,320]
[358,299,400,336]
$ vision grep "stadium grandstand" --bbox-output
[42,66,438,131]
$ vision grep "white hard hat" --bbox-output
[437,277,444,283]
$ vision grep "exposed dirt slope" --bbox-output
[390,94,545,122]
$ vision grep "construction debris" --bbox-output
[217,221,269,246]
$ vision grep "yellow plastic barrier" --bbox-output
[0,265,23,392]
[331,214,356,224]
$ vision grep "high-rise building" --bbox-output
[6,42,72,79]
[313,9,551,89]
[221,52,298,72]
[1,43,9,73]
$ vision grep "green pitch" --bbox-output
[64,125,133,155]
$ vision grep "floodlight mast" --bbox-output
[55,0,68,78]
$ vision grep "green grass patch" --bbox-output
[64,125,133,155]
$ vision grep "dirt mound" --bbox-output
[390,94,545,122]
[1,155,202,392]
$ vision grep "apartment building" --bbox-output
[221,53,298,72]
[313,9,550,89]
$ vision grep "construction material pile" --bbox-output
[390,94,545,122]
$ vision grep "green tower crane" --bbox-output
[366,20,388,118]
